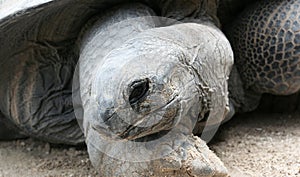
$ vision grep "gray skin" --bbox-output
[221,0,300,113]
[0,0,231,176]
[0,0,299,176]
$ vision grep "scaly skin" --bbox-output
[229,0,300,95]
[222,0,300,114]
[0,0,232,176]
[2,0,299,176]
[78,3,232,176]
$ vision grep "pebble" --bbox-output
[255,128,262,131]
[44,143,51,155]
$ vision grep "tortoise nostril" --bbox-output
[129,78,150,106]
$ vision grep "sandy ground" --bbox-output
[0,112,299,177]
[211,112,300,177]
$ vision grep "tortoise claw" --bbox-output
[152,135,228,177]
[88,134,228,177]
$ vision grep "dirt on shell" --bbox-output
[0,112,299,177]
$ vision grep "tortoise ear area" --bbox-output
[128,78,150,114]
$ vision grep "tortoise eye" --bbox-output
[129,78,150,105]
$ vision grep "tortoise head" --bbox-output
[88,35,205,141]
[75,12,233,163]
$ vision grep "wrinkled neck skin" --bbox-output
[77,3,233,176]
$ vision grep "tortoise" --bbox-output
[0,0,299,176]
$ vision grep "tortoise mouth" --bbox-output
[120,95,180,140]
[97,93,180,141]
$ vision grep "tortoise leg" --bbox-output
[228,0,300,96]
[0,42,84,145]
[0,111,27,140]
